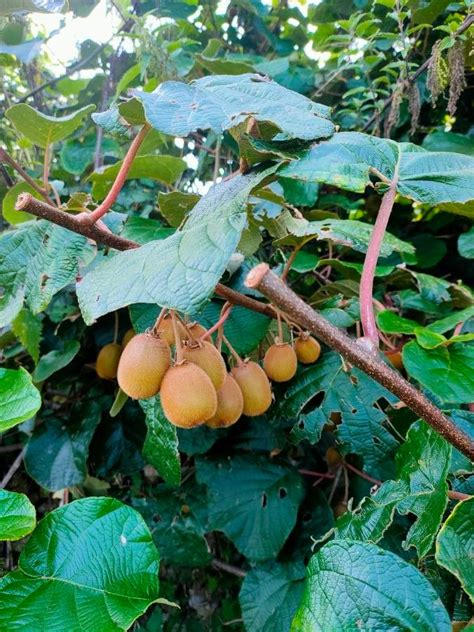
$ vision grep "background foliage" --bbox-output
[0,1,473,630]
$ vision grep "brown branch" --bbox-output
[1,447,26,489]
[14,194,276,318]
[245,264,474,461]
[0,148,56,206]
[363,13,474,132]
[212,559,247,578]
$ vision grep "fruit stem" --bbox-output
[360,168,399,347]
[76,123,150,226]
[281,244,302,282]
[222,335,244,366]
[113,311,119,344]
[174,311,197,344]
[153,307,168,335]
[201,303,232,341]
[276,311,284,344]
[170,310,184,363]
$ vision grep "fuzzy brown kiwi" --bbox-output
[186,322,207,339]
[231,361,272,416]
[206,373,244,428]
[96,343,122,379]
[263,342,297,382]
[121,328,135,347]
[294,334,321,364]
[160,362,217,428]
[157,314,185,346]
[117,332,171,399]
[182,340,226,389]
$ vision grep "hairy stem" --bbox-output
[360,175,398,346]
[201,304,232,341]
[245,263,474,461]
[77,124,150,226]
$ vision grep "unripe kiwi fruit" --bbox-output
[206,374,244,428]
[96,343,122,379]
[117,332,171,399]
[160,362,217,428]
[294,334,321,364]
[231,361,272,416]
[122,328,135,347]
[182,340,226,390]
[263,343,297,382]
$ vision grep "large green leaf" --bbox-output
[90,155,186,200]
[436,498,474,601]
[281,353,398,479]
[59,136,119,176]
[292,540,450,631]
[77,168,275,323]
[0,498,160,631]
[196,455,304,562]
[0,221,95,326]
[133,489,211,567]
[334,422,451,557]
[24,400,101,491]
[280,132,474,207]
[0,490,36,541]
[0,368,41,432]
[140,397,181,487]
[12,308,42,364]
[403,341,474,403]
[6,104,95,148]
[129,73,334,140]
[240,562,306,632]
[32,340,80,382]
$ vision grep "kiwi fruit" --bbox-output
[117,332,171,399]
[206,373,244,428]
[294,334,321,364]
[231,361,272,416]
[122,328,135,347]
[386,350,403,370]
[263,343,297,382]
[96,343,122,379]
[182,340,226,389]
[160,362,218,428]
[187,322,207,339]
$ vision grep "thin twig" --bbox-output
[1,447,26,489]
[0,148,56,206]
[212,559,247,578]
[245,264,474,461]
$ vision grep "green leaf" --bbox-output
[422,131,474,156]
[281,353,398,479]
[158,191,200,228]
[6,104,95,148]
[0,0,64,15]
[59,136,119,176]
[275,217,414,256]
[77,168,275,323]
[24,400,101,491]
[32,340,80,382]
[12,308,42,363]
[240,561,306,632]
[292,540,450,631]
[403,341,474,403]
[120,217,174,245]
[458,227,474,259]
[2,181,39,224]
[0,221,95,326]
[133,490,211,568]
[0,368,41,432]
[427,305,474,334]
[414,327,447,349]
[0,490,36,541]
[334,422,452,557]
[196,455,304,562]
[280,132,474,207]
[130,73,334,140]
[436,498,474,601]
[90,155,186,200]
[140,397,181,487]
[0,498,160,631]
[377,310,419,334]
[395,422,451,557]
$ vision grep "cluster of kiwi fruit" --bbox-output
[96,310,322,430]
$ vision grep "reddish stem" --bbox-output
[201,304,232,341]
[345,462,381,486]
[77,124,150,226]
[299,469,335,480]
[360,174,398,347]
